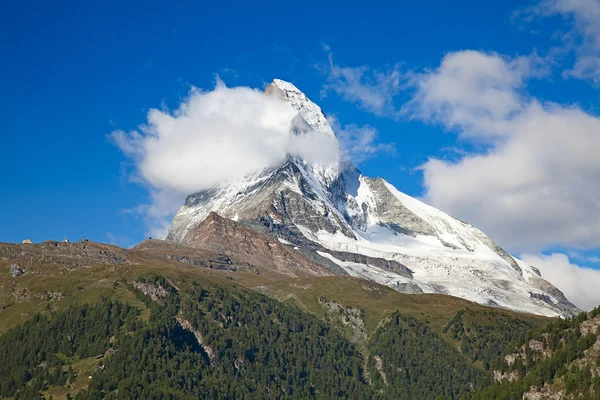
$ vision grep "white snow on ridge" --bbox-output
[270,79,335,137]
[317,250,415,285]
[278,237,294,245]
[349,177,502,261]
[168,168,278,242]
[382,180,480,251]
[266,79,340,186]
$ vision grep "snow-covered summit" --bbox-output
[266,79,335,137]
[167,79,580,318]
[265,78,341,185]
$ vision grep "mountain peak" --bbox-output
[265,79,335,137]
[166,80,580,318]
[269,78,302,93]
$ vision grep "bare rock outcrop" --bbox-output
[319,296,367,344]
[133,281,169,303]
[10,264,23,277]
[177,316,214,361]
[184,212,333,278]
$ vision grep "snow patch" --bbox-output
[278,237,293,245]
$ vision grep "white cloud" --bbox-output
[322,53,404,116]
[328,116,395,164]
[407,50,600,252]
[521,252,600,311]
[111,80,340,238]
[403,50,546,138]
[520,0,600,84]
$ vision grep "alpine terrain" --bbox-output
[0,80,591,400]
[167,79,579,319]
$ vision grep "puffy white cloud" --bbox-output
[322,53,404,116]
[519,0,600,84]
[403,51,546,138]
[408,50,600,252]
[111,80,340,237]
[521,252,600,311]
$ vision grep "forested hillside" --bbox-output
[1,241,597,399]
[367,312,484,399]
[474,307,600,400]
[1,272,572,399]
[0,301,139,399]
[443,308,541,370]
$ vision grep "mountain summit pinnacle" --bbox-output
[265,79,336,137]
[167,79,580,318]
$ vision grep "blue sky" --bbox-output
[1,0,599,304]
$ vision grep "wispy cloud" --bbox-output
[219,68,239,78]
[321,51,405,116]
[516,0,600,85]
[329,116,395,164]
[566,250,600,264]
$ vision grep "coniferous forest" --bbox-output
[1,274,599,399]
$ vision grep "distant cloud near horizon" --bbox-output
[522,253,600,311]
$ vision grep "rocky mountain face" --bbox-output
[183,212,335,278]
[167,79,579,318]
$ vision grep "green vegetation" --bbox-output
[262,276,552,338]
[443,308,539,369]
[80,278,372,399]
[1,259,596,400]
[368,312,484,399]
[0,300,139,399]
[474,310,600,400]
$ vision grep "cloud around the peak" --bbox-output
[521,252,600,311]
[405,50,600,252]
[111,80,340,238]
